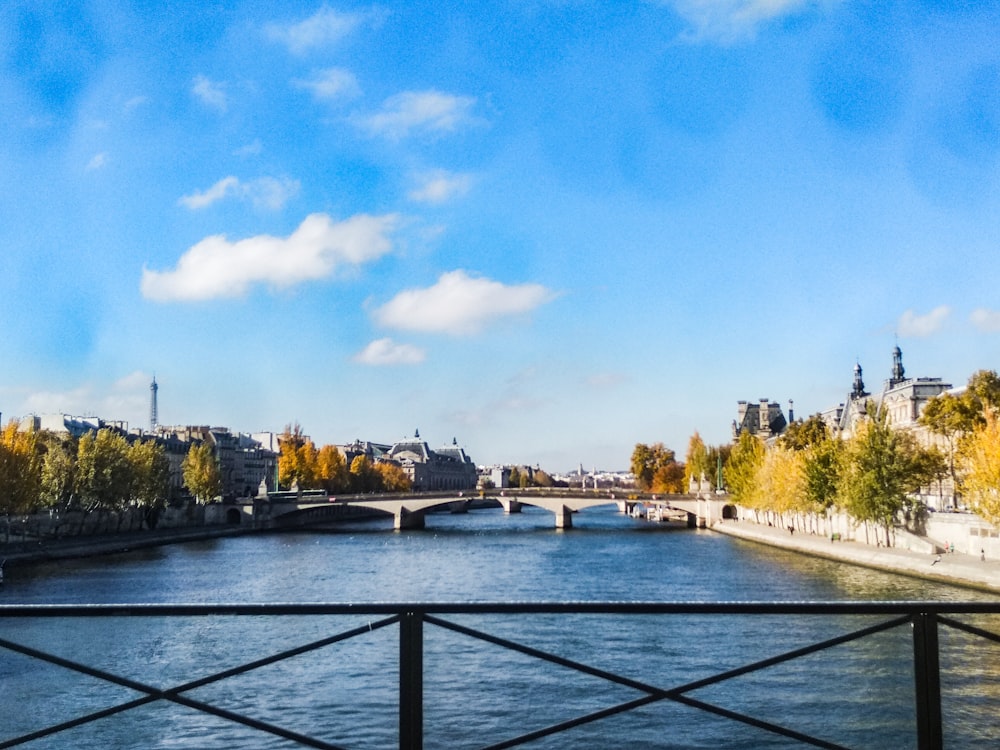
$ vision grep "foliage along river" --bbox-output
[1,504,998,749]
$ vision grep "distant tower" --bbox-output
[150,376,159,432]
[852,362,867,399]
[890,345,906,386]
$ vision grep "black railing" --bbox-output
[2,601,1000,749]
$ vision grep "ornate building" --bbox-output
[384,431,478,491]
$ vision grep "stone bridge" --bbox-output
[258,489,729,530]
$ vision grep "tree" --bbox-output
[683,432,710,492]
[39,432,76,510]
[317,444,349,493]
[779,414,828,451]
[349,454,378,493]
[958,410,1000,527]
[129,440,171,522]
[755,445,806,524]
[374,462,412,493]
[182,441,222,503]
[0,421,42,515]
[75,429,133,513]
[801,436,842,515]
[630,443,679,492]
[837,405,933,546]
[725,431,764,507]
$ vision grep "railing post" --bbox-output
[913,611,943,750]
[400,610,423,750]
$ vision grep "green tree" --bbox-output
[182,441,222,503]
[837,405,931,546]
[779,414,829,451]
[684,432,710,492]
[802,436,842,515]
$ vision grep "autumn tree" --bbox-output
[349,454,379,493]
[631,443,681,492]
[374,461,412,493]
[317,444,349,493]
[182,441,222,503]
[755,445,807,525]
[39,432,76,510]
[958,410,1000,527]
[75,429,133,513]
[724,431,764,507]
[129,439,171,523]
[0,421,42,515]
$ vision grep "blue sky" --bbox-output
[2,0,999,471]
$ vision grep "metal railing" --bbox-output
[2,601,999,750]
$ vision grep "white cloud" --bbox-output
[971,308,1000,333]
[408,170,473,204]
[293,68,361,101]
[179,176,300,210]
[20,371,151,426]
[361,90,478,140]
[86,152,108,171]
[192,75,227,111]
[662,0,816,42]
[234,139,263,157]
[373,270,557,336]
[265,6,372,54]
[141,212,398,302]
[897,305,951,337]
[353,338,426,366]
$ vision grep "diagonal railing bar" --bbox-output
[662,613,913,695]
[669,693,852,750]
[0,616,400,750]
[425,614,668,694]
[479,693,666,750]
[937,615,1000,646]
[425,612,912,750]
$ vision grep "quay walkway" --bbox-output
[712,518,1000,594]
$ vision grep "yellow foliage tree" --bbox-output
[958,410,1000,527]
[374,462,412,493]
[755,446,807,526]
[0,421,41,514]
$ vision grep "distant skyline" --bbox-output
[2,1,999,471]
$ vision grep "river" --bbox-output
[2,504,998,749]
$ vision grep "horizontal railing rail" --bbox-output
[2,601,999,750]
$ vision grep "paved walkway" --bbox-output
[712,519,1000,594]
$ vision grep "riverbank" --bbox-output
[712,518,1000,594]
[0,525,253,568]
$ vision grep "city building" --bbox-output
[732,399,788,441]
[384,432,478,491]
[820,346,951,439]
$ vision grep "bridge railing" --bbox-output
[2,601,999,750]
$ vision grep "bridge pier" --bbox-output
[395,508,425,531]
[554,505,572,530]
[498,497,522,514]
